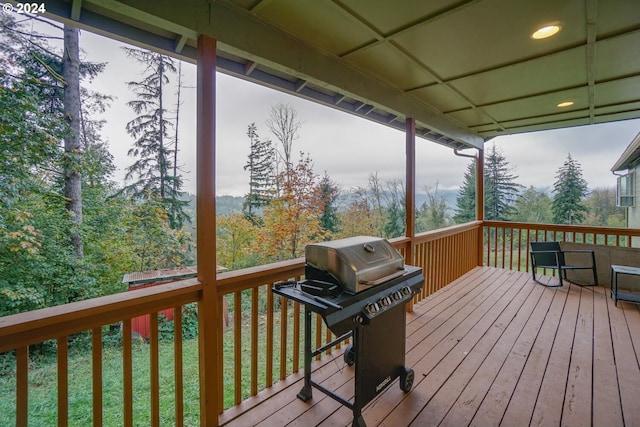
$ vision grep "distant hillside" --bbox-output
[216,195,245,215]
[182,192,462,217]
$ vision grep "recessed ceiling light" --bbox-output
[557,101,574,108]
[532,24,561,39]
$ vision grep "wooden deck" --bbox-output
[219,266,640,427]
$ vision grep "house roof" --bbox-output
[39,0,640,151]
[612,131,640,172]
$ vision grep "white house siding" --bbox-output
[630,164,640,230]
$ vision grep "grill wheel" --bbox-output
[343,343,356,366]
[400,367,415,392]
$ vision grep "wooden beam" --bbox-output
[476,148,484,266]
[405,117,416,265]
[196,34,220,427]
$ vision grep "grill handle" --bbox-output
[359,268,405,286]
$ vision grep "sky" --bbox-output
[76,28,640,198]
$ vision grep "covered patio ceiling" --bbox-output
[39,0,640,151]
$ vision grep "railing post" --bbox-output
[476,149,484,266]
[197,34,220,427]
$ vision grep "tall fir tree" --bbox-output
[453,161,476,223]
[122,47,187,229]
[484,145,523,221]
[318,172,340,235]
[243,123,275,221]
[552,153,589,224]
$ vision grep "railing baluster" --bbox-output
[58,336,68,427]
[234,291,242,405]
[123,319,133,427]
[149,314,159,426]
[251,287,258,396]
[174,306,184,427]
[92,327,102,427]
[266,286,274,388]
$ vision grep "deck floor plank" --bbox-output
[219,267,640,427]
[592,285,624,427]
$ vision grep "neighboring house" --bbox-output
[612,131,640,229]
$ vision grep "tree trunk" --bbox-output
[63,24,83,259]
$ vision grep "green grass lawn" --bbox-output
[0,301,327,426]
[0,336,201,426]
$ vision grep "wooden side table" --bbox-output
[611,264,640,307]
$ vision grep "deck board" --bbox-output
[219,267,640,427]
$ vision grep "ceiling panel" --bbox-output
[346,43,439,90]
[411,84,472,113]
[249,0,372,56]
[338,0,465,34]
[482,86,589,123]
[448,47,587,107]
[389,0,585,80]
[597,0,640,37]
[594,31,640,81]
[595,75,640,106]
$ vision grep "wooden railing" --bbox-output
[412,221,482,300]
[483,220,640,273]
[0,279,201,426]
[11,220,621,426]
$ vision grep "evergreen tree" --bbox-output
[453,161,476,223]
[484,145,523,221]
[383,179,405,238]
[552,153,589,224]
[122,47,187,229]
[243,123,275,221]
[318,172,340,234]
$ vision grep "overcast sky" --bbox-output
[78,29,640,198]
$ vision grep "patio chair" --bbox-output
[530,241,598,287]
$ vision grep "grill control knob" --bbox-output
[401,287,412,296]
[380,296,391,307]
[392,291,402,301]
[365,302,379,315]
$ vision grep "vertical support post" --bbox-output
[476,148,484,266]
[405,117,416,264]
[196,34,220,427]
[405,118,416,312]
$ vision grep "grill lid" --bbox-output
[305,236,405,293]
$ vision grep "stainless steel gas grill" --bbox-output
[272,236,424,427]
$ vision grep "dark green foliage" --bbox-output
[552,153,589,224]
[158,303,199,341]
[453,161,476,223]
[243,123,275,222]
[121,47,188,229]
[417,184,451,232]
[484,145,523,221]
[318,172,340,234]
[584,187,625,227]
[383,179,405,238]
[511,186,552,223]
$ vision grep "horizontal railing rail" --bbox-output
[483,220,640,273]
